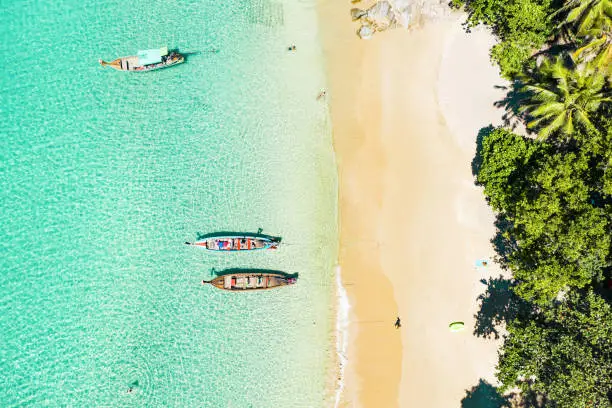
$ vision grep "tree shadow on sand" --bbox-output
[471,126,530,339]
[471,125,495,177]
[461,379,511,408]
[493,81,527,131]
[462,379,548,408]
[493,80,539,138]
[474,275,531,339]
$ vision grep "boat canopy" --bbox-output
[137,46,168,66]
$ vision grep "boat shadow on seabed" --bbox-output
[182,49,219,59]
[195,230,282,243]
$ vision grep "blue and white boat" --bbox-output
[99,46,184,72]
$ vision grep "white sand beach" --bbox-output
[317,2,511,406]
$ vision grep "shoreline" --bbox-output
[317,2,510,406]
[334,265,350,408]
[317,0,403,404]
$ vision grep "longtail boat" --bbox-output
[203,273,296,291]
[185,236,280,251]
[99,46,184,72]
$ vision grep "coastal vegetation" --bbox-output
[452,0,611,80]
[518,57,609,138]
[453,0,612,404]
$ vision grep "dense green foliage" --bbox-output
[497,290,612,407]
[477,128,611,303]
[452,0,612,79]
[454,0,612,404]
[452,0,558,78]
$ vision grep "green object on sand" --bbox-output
[449,322,465,332]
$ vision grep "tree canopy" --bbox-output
[477,128,611,303]
[497,290,612,407]
[453,0,612,79]
[456,0,612,404]
[452,0,558,78]
[518,57,610,138]
[557,0,612,37]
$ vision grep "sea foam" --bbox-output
[334,265,350,408]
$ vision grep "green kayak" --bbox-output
[449,322,465,332]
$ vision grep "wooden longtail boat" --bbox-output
[185,236,280,251]
[203,273,297,291]
[99,46,184,72]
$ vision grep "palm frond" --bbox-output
[527,115,550,130]
[573,35,607,58]
[516,50,609,139]
[574,108,595,131]
[559,0,612,38]
[563,111,575,134]
[522,85,559,101]
[577,3,598,35]
[531,102,566,117]
[538,112,567,139]
[589,72,606,90]
[585,96,612,111]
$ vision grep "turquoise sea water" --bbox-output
[0,0,337,406]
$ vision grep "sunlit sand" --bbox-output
[318,2,512,406]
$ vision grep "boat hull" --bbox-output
[99,54,184,72]
[204,273,296,291]
[187,236,280,251]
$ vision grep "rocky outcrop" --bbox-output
[351,0,451,39]
[351,0,409,39]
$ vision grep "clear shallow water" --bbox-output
[0,0,337,406]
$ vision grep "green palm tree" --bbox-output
[556,0,612,73]
[573,31,612,75]
[519,57,611,139]
[557,0,611,36]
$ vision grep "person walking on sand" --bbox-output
[394,316,401,329]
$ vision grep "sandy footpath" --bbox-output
[317,1,510,406]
